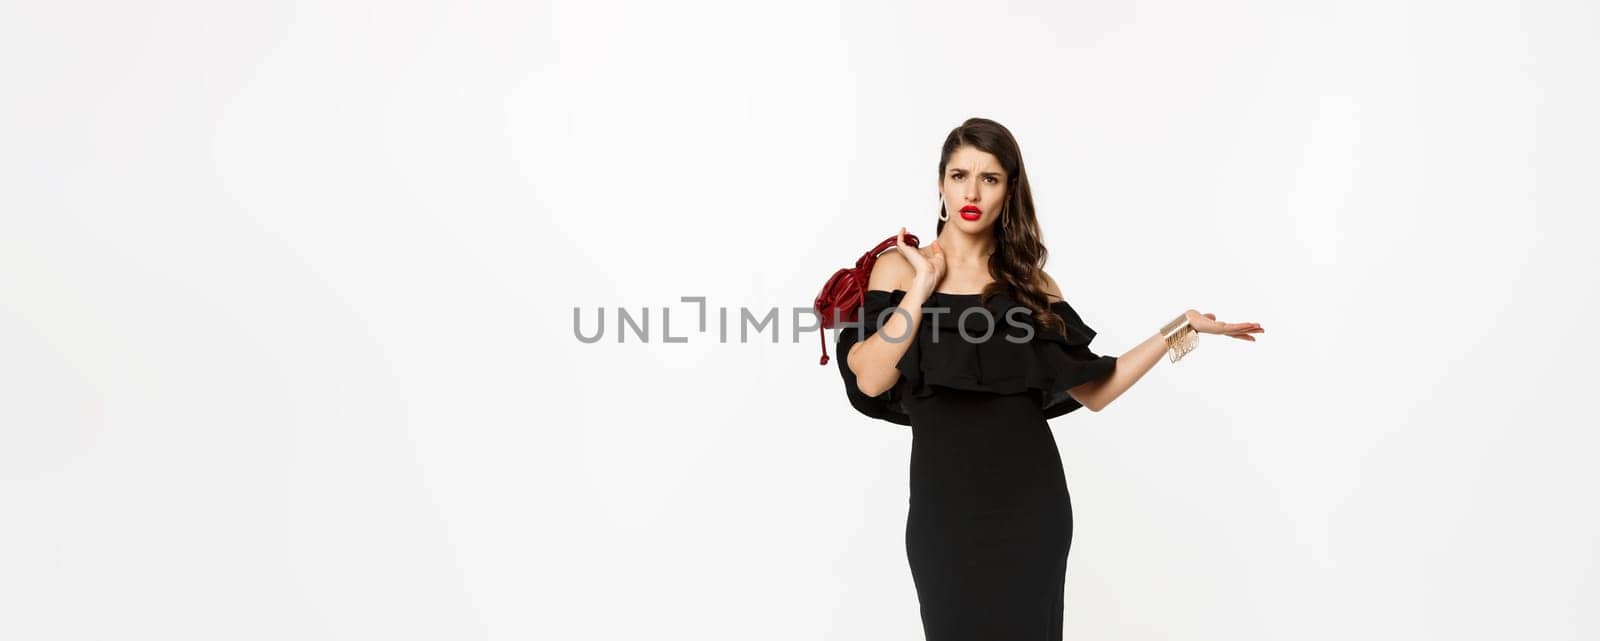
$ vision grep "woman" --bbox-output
[836,117,1264,639]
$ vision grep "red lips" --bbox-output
[959,205,982,221]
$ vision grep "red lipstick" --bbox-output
[959,205,981,221]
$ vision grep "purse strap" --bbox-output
[857,233,918,270]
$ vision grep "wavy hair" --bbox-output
[935,117,1067,337]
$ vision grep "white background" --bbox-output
[3,1,1597,639]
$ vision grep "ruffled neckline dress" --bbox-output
[832,286,1121,639]
[835,288,1118,426]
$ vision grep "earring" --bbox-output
[939,196,948,221]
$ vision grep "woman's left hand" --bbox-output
[1184,310,1264,342]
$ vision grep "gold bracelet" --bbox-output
[1160,313,1198,363]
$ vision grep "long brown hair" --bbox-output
[935,117,1067,337]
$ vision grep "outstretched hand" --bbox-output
[1184,310,1264,342]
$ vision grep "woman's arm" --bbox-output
[1039,269,1166,413]
[1067,331,1168,412]
[846,251,925,397]
[1040,271,1264,412]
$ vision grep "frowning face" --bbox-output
[940,145,1009,232]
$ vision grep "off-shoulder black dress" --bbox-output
[835,288,1118,641]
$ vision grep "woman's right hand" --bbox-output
[895,226,945,300]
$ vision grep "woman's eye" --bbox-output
[985,177,997,184]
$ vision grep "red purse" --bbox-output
[812,233,920,365]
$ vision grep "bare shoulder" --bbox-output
[868,249,914,292]
[1039,270,1064,303]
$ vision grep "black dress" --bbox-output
[835,288,1119,641]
